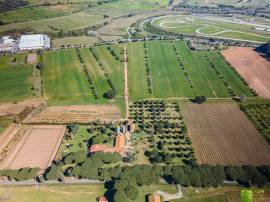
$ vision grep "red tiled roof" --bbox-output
[115,135,125,149]
[148,194,161,202]
[89,135,126,154]
[99,196,108,202]
[89,144,122,154]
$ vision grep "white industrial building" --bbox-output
[18,34,50,51]
[0,36,16,52]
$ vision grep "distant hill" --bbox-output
[175,0,270,7]
[0,0,29,11]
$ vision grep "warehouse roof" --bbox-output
[19,34,50,50]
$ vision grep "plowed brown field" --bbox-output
[0,125,66,171]
[181,102,270,166]
[221,47,270,99]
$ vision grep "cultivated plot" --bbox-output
[0,125,66,171]
[181,102,270,166]
[25,105,121,124]
[221,47,270,99]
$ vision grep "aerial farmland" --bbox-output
[0,0,270,201]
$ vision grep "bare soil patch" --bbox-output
[0,124,21,156]
[0,98,45,117]
[0,125,66,171]
[25,105,121,124]
[181,102,270,165]
[221,47,270,99]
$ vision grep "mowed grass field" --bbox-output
[52,36,98,48]
[43,45,125,112]
[0,184,260,202]
[128,41,252,100]
[0,184,105,202]
[0,54,32,102]
[43,49,93,105]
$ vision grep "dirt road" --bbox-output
[124,46,129,119]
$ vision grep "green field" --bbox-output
[128,41,252,100]
[43,49,93,105]
[0,54,32,102]
[127,42,150,99]
[0,184,260,202]
[0,184,105,202]
[151,15,270,42]
[0,11,104,33]
[0,0,167,33]
[0,4,83,23]
[43,46,124,109]
[52,36,98,48]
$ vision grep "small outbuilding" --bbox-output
[148,194,161,202]
[27,54,37,64]
[0,36,15,52]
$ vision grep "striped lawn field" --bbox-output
[174,41,229,97]
[128,40,252,99]
[43,47,125,115]
[127,42,151,100]
[80,48,111,100]
[148,41,194,98]
[43,49,93,105]
[0,54,32,102]
[94,45,124,98]
[94,45,125,115]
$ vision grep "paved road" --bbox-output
[0,178,103,186]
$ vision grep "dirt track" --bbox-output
[124,46,129,119]
[0,125,66,171]
[221,47,270,99]
[181,103,270,166]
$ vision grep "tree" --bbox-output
[225,166,242,181]
[45,165,63,180]
[36,62,43,70]
[125,184,139,200]
[190,167,202,187]
[73,151,87,163]
[67,123,79,134]
[103,90,116,99]
[164,154,172,163]
[193,96,206,104]
[114,179,128,190]
[258,165,270,180]
[113,190,127,202]
[91,133,108,144]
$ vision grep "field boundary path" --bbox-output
[154,184,183,201]
[124,46,129,119]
